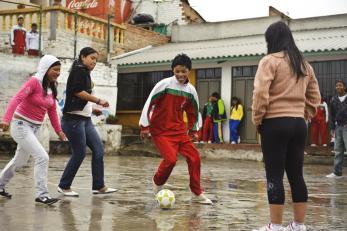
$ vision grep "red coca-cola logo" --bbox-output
[67,0,98,9]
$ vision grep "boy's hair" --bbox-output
[171,53,192,70]
[212,92,220,99]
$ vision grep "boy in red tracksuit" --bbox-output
[10,15,26,55]
[139,54,212,204]
[310,99,328,146]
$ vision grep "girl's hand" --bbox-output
[330,130,335,138]
[98,99,109,108]
[58,131,67,141]
[92,108,103,116]
[0,122,9,132]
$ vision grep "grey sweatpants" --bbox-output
[0,118,50,198]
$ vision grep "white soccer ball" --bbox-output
[156,189,175,209]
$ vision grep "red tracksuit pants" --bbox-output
[152,134,203,195]
[311,119,327,145]
[202,116,214,142]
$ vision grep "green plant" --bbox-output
[106,114,118,124]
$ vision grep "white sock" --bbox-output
[270,223,283,230]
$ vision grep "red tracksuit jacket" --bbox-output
[139,76,200,136]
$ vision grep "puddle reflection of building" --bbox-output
[58,198,79,231]
[88,196,104,231]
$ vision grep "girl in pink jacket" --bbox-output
[0,55,66,205]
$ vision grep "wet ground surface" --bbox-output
[0,155,346,231]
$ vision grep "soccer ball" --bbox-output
[156,189,175,209]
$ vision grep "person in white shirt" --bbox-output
[26,23,39,56]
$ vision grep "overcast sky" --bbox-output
[189,0,347,22]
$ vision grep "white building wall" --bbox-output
[132,0,186,25]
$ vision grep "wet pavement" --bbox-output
[0,155,346,231]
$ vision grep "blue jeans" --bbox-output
[333,125,347,176]
[229,120,240,143]
[59,118,105,190]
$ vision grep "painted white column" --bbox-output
[220,62,232,143]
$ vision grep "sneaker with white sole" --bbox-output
[252,224,285,231]
[283,222,307,231]
[326,173,342,179]
[92,187,118,194]
[152,178,163,195]
[57,187,79,197]
[0,188,12,199]
[191,193,213,205]
[35,196,59,205]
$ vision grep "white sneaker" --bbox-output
[207,141,212,144]
[326,173,342,179]
[310,144,317,147]
[231,141,236,144]
[92,187,118,194]
[57,187,79,197]
[283,222,307,231]
[252,224,285,231]
[152,178,163,194]
[322,144,327,147]
[191,193,213,205]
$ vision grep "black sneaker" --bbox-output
[35,196,59,205]
[0,189,12,199]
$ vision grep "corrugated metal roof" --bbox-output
[115,27,347,66]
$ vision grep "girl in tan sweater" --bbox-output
[252,21,321,231]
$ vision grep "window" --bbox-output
[232,65,258,77]
[196,68,221,80]
[117,71,173,110]
[310,60,347,101]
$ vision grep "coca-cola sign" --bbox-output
[67,0,98,9]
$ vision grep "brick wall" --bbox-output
[122,24,169,53]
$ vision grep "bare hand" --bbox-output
[256,125,261,134]
[58,131,67,141]
[98,99,109,108]
[189,131,199,142]
[92,108,103,116]
[140,128,151,139]
[330,130,335,138]
[0,122,9,132]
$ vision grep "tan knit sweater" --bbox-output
[252,51,321,126]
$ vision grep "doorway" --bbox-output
[232,77,257,143]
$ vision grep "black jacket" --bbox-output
[329,95,347,130]
[63,63,92,114]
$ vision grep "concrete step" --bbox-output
[121,134,142,146]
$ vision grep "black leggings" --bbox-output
[260,117,308,204]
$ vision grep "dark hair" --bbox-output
[42,61,60,99]
[71,47,98,70]
[335,79,346,87]
[211,92,220,99]
[231,96,241,110]
[171,53,192,70]
[265,21,307,78]
[31,23,37,27]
